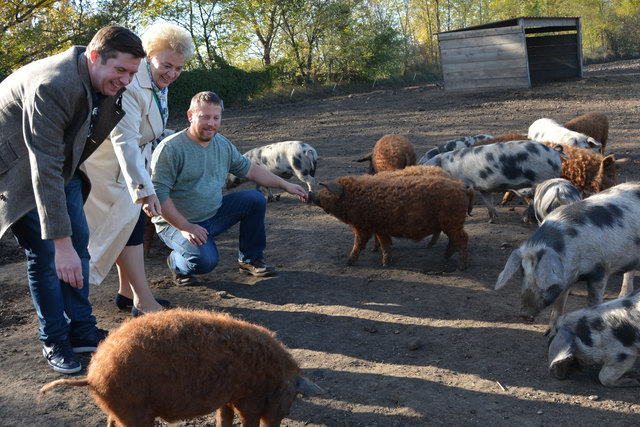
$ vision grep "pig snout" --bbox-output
[520,288,547,320]
[307,191,319,204]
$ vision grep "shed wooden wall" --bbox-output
[438,25,530,91]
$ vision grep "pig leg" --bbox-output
[217,404,235,427]
[445,229,469,270]
[599,356,640,387]
[427,231,441,247]
[348,229,372,265]
[234,399,263,427]
[620,271,635,298]
[142,214,155,258]
[376,234,392,266]
[476,191,497,222]
[546,289,572,336]
[586,276,608,308]
[501,191,515,206]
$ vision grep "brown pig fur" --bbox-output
[564,112,609,155]
[357,134,416,174]
[310,171,472,269]
[540,142,629,195]
[39,308,321,427]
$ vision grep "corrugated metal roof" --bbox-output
[438,16,580,35]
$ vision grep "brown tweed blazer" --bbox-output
[0,46,126,239]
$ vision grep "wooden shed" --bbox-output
[438,16,582,91]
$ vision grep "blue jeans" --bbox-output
[11,174,96,343]
[159,190,267,275]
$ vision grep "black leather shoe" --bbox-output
[115,293,171,310]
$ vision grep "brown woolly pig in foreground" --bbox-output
[308,172,473,269]
[357,134,416,174]
[39,309,323,427]
[564,112,609,155]
[540,142,629,194]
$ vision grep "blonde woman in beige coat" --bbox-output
[83,22,194,316]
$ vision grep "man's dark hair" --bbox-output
[189,91,224,112]
[87,25,145,63]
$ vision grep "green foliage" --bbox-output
[167,65,273,111]
[3,0,640,96]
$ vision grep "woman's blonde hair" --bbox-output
[141,22,195,61]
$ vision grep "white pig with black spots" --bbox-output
[226,140,318,202]
[420,140,565,222]
[548,288,640,387]
[495,182,640,332]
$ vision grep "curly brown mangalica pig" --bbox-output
[540,142,629,195]
[308,172,473,269]
[39,308,323,427]
[564,111,609,155]
[357,134,416,174]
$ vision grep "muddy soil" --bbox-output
[2,59,640,426]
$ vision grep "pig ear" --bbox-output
[615,157,630,169]
[552,144,570,159]
[586,137,602,151]
[602,155,615,169]
[294,375,325,396]
[319,181,344,196]
[495,248,523,290]
[536,250,564,289]
[548,327,577,380]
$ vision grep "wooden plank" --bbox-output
[443,59,528,75]
[441,47,526,65]
[576,17,583,77]
[444,64,529,81]
[521,17,579,28]
[525,26,577,34]
[440,32,524,49]
[445,76,530,91]
[438,25,523,42]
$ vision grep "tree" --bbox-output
[224,0,284,66]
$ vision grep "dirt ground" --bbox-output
[3,59,640,426]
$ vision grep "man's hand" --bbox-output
[284,182,308,203]
[180,223,209,245]
[142,194,162,217]
[53,237,83,288]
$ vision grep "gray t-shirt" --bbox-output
[151,130,251,230]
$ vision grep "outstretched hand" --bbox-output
[286,183,308,202]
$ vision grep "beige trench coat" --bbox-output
[82,59,164,285]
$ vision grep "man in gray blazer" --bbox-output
[0,25,145,374]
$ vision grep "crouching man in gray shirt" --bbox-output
[151,91,307,285]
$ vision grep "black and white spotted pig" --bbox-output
[420,140,565,222]
[523,178,582,225]
[495,182,640,332]
[418,134,494,163]
[226,141,318,202]
[528,118,602,152]
[548,289,640,387]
